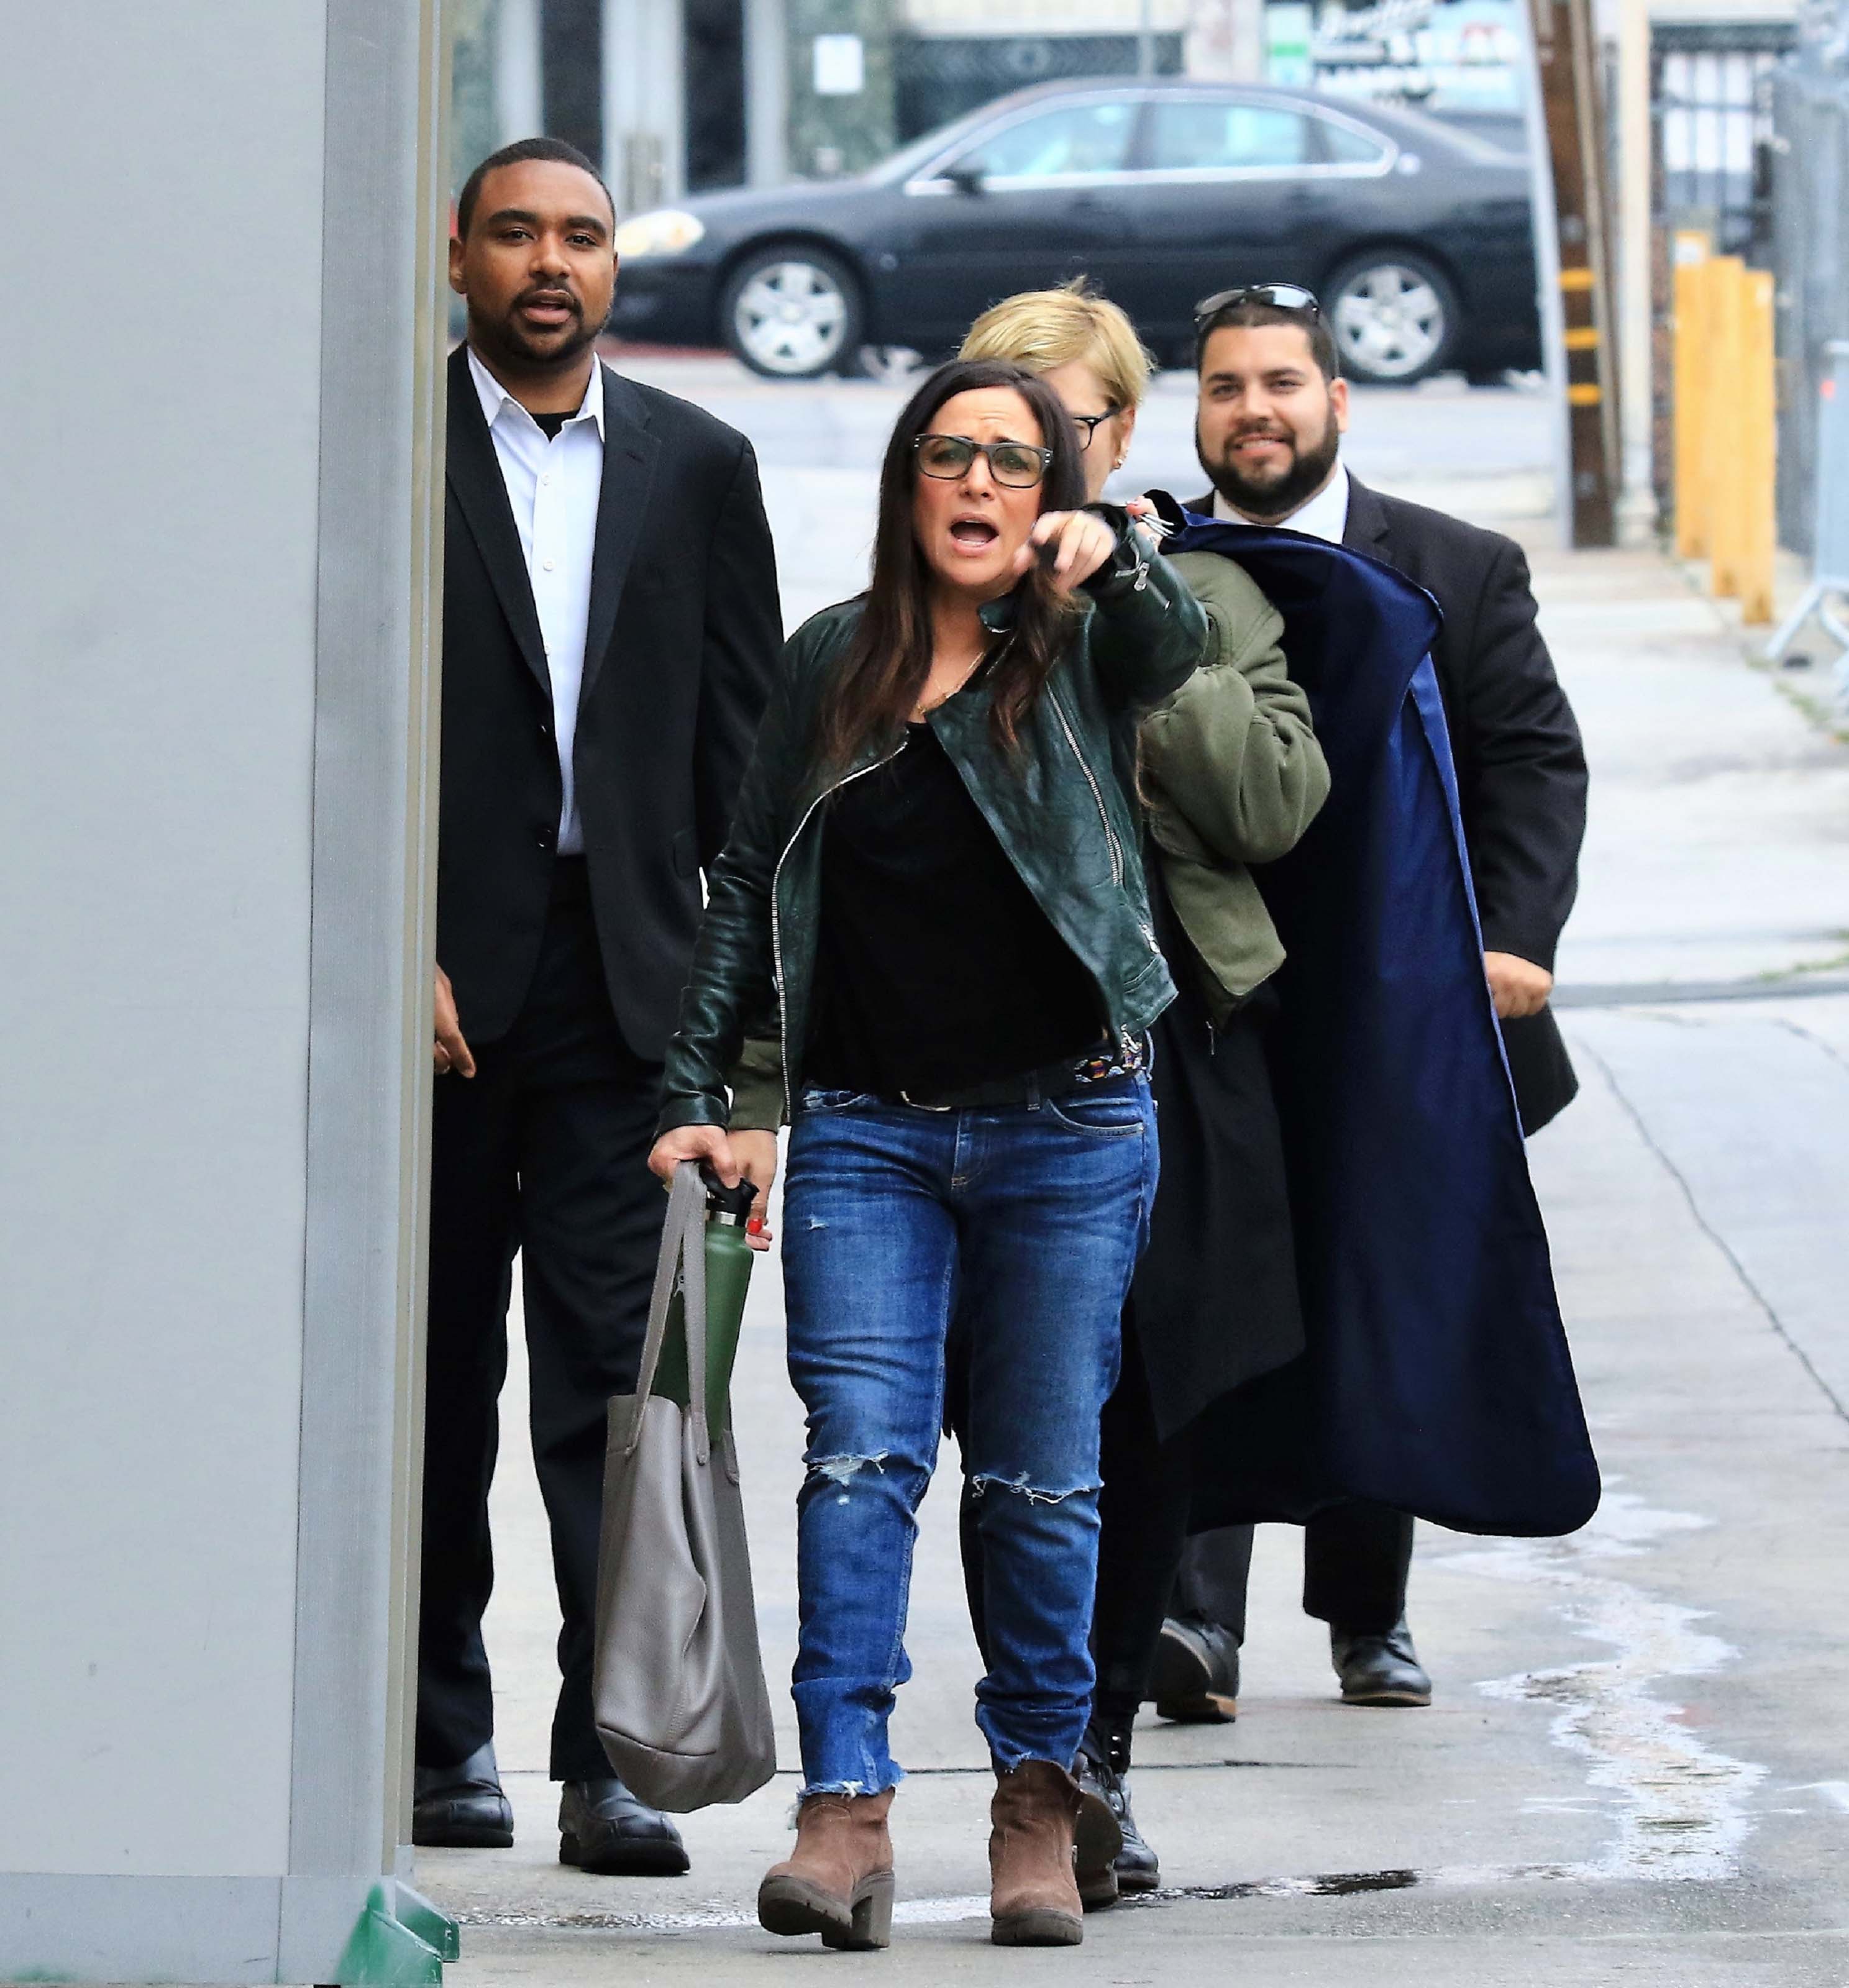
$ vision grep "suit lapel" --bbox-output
[446,345,550,699]
[1343,473,1393,556]
[580,363,662,705]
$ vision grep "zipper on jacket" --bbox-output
[1046,683,1125,889]
[769,739,907,1121]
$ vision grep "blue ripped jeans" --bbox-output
[781,1075,1158,1797]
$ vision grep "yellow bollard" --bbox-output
[1737,268,1777,625]
[1705,257,1747,600]
[1673,232,1711,559]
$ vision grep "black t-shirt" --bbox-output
[531,409,570,439]
[805,721,1103,1098]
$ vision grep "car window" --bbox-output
[955,101,1138,181]
[1320,119,1391,165]
[1146,101,1313,171]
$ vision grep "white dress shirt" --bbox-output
[467,345,605,855]
[1215,460,1351,545]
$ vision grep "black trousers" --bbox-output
[417,860,665,1782]
[956,1313,1195,1737]
[1175,1503,1415,1643]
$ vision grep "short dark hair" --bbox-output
[457,137,615,239]
[1195,299,1341,381]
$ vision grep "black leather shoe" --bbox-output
[1150,1615,1240,1723]
[1331,1615,1433,1705]
[1072,1730,1124,1910]
[413,1740,514,1848]
[559,1776,690,1876]
[1075,1720,1160,1899]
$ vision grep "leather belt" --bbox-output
[895,1039,1146,1113]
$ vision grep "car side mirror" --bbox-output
[943,162,987,196]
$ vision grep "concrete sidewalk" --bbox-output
[418,370,1849,1983]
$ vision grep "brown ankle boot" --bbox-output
[758,1789,895,1949]
[988,1761,1085,1946]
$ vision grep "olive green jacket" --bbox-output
[1141,549,1329,1026]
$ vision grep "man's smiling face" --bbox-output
[1195,322,1349,522]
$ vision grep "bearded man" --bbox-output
[1155,285,1587,1718]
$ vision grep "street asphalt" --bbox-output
[415,358,1849,1984]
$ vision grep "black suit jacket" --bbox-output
[1188,476,1586,1131]
[441,344,780,1056]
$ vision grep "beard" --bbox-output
[471,292,598,374]
[1197,406,1343,522]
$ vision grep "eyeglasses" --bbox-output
[1193,283,1322,329]
[1070,409,1121,451]
[913,432,1053,488]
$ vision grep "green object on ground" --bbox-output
[651,1206,755,1423]
[331,1879,459,1985]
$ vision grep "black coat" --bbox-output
[1343,476,1586,1131]
[440,346,780,1056]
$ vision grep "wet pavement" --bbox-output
[416,358,1849,1983]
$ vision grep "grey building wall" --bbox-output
[0,4,445,1979]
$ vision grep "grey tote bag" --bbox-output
[591,1162,777,1812]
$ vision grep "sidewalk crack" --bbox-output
[1578,1038,1849,1425]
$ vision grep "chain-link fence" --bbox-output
[1770,24,1849,554]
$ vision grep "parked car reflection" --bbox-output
[611,78,1540,384]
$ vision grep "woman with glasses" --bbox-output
[958,283,1330,1901]
[648,358,1207,1951]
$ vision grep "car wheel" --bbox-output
[721,246,865,380]
[1325,252,1459,385]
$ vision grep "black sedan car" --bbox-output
[611,78,1540,384]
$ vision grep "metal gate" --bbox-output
[1771,39,1849,555]
[1651,21,1794,531]
[1653,22,1792,259]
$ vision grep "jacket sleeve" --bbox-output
[1138,554,1330,865]
[1457,537,1587,971]
[725,1031,786,1133]
[694,439,783,867]
[1079,520,1210,712]
[659,642,803,1136]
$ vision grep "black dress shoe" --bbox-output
[1331,1615,1433,1706]
[413,1740,514,1848]
[1149,1614,1240,1723]
[559,1776,690,1876]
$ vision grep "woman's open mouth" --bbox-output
[949,518,1000,551]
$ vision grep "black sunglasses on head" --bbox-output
[1193,283,1322,329]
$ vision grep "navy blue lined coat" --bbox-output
[1157,494,1599,1539]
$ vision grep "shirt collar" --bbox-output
[1212,459,1349,544]
[466,343,605,442]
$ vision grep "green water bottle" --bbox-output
[650,1167,757,1426]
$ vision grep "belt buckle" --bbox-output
[898,1090,955,1111]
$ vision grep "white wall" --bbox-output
[0,0,324,1879]
[0,4,444,1978]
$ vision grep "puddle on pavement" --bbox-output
[1440,1481,1767,1884]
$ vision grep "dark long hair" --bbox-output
[816,358,1089,770]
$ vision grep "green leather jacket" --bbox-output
[657,524,1209,1133]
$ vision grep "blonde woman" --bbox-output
[952,283,1330,1901]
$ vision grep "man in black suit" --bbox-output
[414,139,780,1871]
[1153,287,1587,1718]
